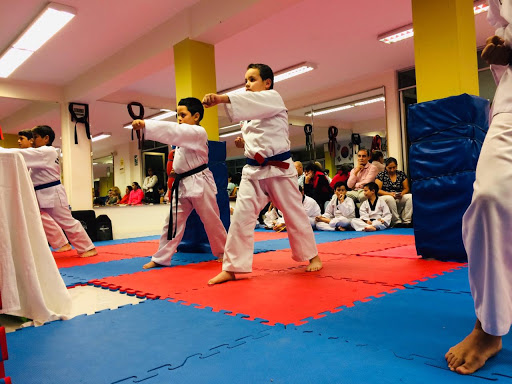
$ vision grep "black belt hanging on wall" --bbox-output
[328,125,338,159]
[127,102,145,149]
[68,102,91,144]
[304,123,313,157]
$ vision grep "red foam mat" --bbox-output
[54,252,145,269]
[90,242,159,256]
[316,235,414,256]
[254,232,289,241]
[360,245,421,259]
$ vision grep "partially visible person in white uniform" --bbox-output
[132,97,227,269]
[273,186,321,231]
[142,167,158,203]
[351,182,391,232]
[263,202,281,229]
[202,63,322,285]
[446,0,512,374]
[17,129,72,253]
[1,125,97,257]
[315,181,355,231]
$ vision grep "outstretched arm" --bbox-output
[202,94,230,108]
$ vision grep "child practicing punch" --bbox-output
[351,182,391,232]
[315,181,355,231]
[1,125,97,257]
[202,63,322,285]
[132,97,227,269]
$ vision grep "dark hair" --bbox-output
[18,130,33,139]
[358,148,370,157]
[126,185,133,192]
[299,185,303,193]
[385,157,398,167]
[371,151,383,162]
[132,182,140,189]
[32,125,55,145]
[178,97,204,123]
[333,181,348,191]
[304,162,322,173]
[247,63,274,89]
[364,181,379,194]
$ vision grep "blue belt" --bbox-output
[246,151,291,169]
[34,180,61,191]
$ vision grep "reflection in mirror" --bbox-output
[92,154,114,205]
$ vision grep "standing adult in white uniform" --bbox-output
[446,0,512,374]
[203,63,322,285]
[2,125,96,257]
[132,98,227,269]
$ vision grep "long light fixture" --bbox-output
[91,133,112,142]
[305,96,385,117]
[0,3,76,78]
[379,0,488,44]
[220,62,316,96]
[123,109,177,129]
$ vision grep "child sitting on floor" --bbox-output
[315,181,355,231]
[350,182,391,232]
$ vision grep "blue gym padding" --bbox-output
[5,300,282,384]
[298,282,512,380]
[178,141,230,254]
[408,93,489,261]
[404,265,471,294]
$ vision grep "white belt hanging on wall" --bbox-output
[68,102,91,144]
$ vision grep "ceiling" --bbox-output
[0,0,495,156]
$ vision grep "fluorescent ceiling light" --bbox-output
[305,96,384,117]
[379,0,488,44]
[91,133,112,142]
[0,3,76,78]
[123,109,177,129]
[221,62,316,96]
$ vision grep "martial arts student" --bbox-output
[445,0,512,374]
[262,202,282,230]
[350,182,391,232]
[17,130,72,253]
[131,97,227,269]
[1,125,97,257]
[315,181,355,231]
[202,63,322,285]
[273,186,321,232]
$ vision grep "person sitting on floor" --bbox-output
[304,162,332,213]
[274,186,321,232]
[351,182,391,232]
[315,181,355,232]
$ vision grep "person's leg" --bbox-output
[400,194,413,224]
[350,218,367,231]
[446,113,512,374]
[330,216,352,230]
[265,176,321,271]
[316,221,335,231]
[380,195,401,225]
[40,211,70,251]
[42,206,95,256]
[144,197,194,268]
[356,190,367,203]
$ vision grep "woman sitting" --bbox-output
[118,186,132,205]
[128,182,144,206]
[375,157,413,227]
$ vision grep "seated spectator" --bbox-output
[142,168,159,203]
[351,182,392,232]
[263,202,282,229]
[375,157,413,227]
[347,148,379,203]
[105,187,121,206]
[128,182,144,205]
[315,181,355,231]
[273,186,321,232]
[227,174,237,195]
[158,186,169,204]
[370,151,385,173]
[329,163,352,189]
[118,186,132,205]
[294,161,305,188]
[304,162,333,213]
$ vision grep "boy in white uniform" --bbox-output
[445,0,512,374]
[273,186,321,231]
[202,63,322,285]
[315,181,355,231]
[350,182,391,232]
[1,125,97,257]
[17,130,72,253]
[132,98,227,269]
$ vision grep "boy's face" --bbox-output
[335,185,347,197]
[245,68,271,92]
[32,133,49,148]
[18,135,33,148]
[177,105,200,125]
[363,186,374,199]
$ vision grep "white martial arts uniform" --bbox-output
[263,206,282,229]
[41,211,68,249]
[143,120,227,266]
[351,197,391,231]
[0,146,94,253]
[275,195,321,228]
[142,174,158,193]
[316,195,355,231]
[222,90,318,273]
[461,0,512,337]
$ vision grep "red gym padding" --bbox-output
[253,232,289,241]
[316,235,414,256]
[360,245,421,259]
[54,251,146,269]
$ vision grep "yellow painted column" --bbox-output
[0,133,19,148]
[174,38,219,140]
[412,0,479,103]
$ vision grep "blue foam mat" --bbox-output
[5,299,281,384]
[405,266,471,294]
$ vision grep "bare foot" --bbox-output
[216,255,224,263]
[208,271,236,285]
[306,255,322,272]
[79,248,97,258]
[364,226,377,232]
[55,243,72,252]
[335,226,346,232]
[143,261,164,269]
[445,320,502,374]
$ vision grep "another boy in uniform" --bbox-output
[132,98,227,269]
[315,181,355,231]
[351,182,391,232]
[202,63,322,285]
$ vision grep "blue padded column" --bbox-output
[408,93,489,261]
